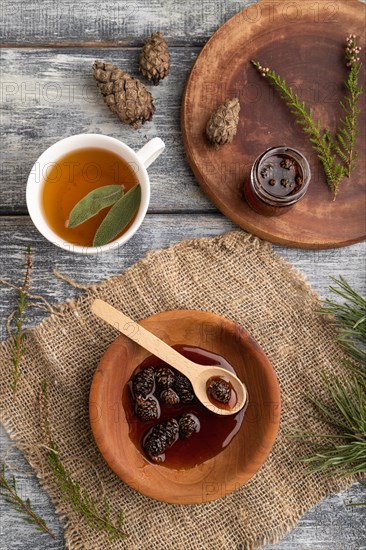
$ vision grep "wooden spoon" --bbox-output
[91,299,247,415]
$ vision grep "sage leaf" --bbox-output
[93,185,141,247]
[68,185,124,228]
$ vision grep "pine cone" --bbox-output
[173,373,194,403]
[143,419,179,462]
[207,378,231,404]
[132,367,155,398]
[93,60,155,129]
[155,366,175,388]
[139,32,170,85]
[206,98,240,149]
[135,396,160,421]
[160,388,180,405]
[178,413,200,439]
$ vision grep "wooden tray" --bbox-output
[182,0,366,248]
[89,310,281,504]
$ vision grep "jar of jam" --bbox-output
[243,146,311,216]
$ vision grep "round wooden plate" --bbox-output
[89,310,281,504]
[182,0,366,248]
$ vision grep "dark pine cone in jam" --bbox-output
[135,395,160,421]
[143,419,179,462]
[208,378,231,404]
[178,413,200,439]
[173,373,194,403]
[155,366,175,388]
[160,388,180,405]
[132,366,155,398]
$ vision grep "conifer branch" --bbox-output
[293,278,366,480]
[0,463,55,539]
[319,276,366,365]
[251,60,345,199]
[10,245,33,395]
[333,35,363,178]
[39,382,127,541]
[251,34,363,200]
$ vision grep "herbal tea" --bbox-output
[41,148,139,247]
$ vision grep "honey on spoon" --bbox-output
[91,299,248,416]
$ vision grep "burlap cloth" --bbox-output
[0,230,357,549]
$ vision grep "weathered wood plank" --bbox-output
[0,214,365,335]
[0,0,258,46]
[2,0,364,48]
[2,0,364,47]
[0,47,218,215]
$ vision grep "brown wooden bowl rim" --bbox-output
[89,309,281,504]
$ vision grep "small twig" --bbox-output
[0,463,55,539]
[333,35,363,178]
[9,245,33,396]
[251,34,363,200]
[39,382,127,541]
[251,59,345,199]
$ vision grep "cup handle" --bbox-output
[136,137,165,169]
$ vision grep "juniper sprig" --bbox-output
[0,463,55,539]
[10,245,33,395]
[333,35,363,178]
[39,382,127,541]
[251,34,363,200]
[251,60,345,198]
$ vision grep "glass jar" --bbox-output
[244,146,311,216]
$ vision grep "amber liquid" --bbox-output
[41,148,139,247]
[123,345,247,469]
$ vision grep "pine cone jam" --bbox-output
[244,146,311,216]
[206,377,237,410]
[124,345,247,469]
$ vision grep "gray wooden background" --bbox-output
[1,0,365,548]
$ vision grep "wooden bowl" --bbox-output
[89,310,281,504]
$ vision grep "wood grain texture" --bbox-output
[0,214,365,336]
[0,48,215,215]
[0,0,257,46]
[90,300,248,415]
[182,0,366,248]
[90,311,280,503]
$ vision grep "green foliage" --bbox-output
[251,60,345,198]
[0,463,55,539]
[93,184,141,247]
[68,185,124,228]
[68,183,141,247]
[10,244,32,395]
[40,382,127,541]
[294,278,366,480]
[300,368,366,476]
[251,35,363,200]
[333,62,362,177]
[320,276,366,365]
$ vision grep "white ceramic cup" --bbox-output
[26,134,165,254]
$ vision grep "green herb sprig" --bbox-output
[294,277,366,479]
[252,34,363,199]
[10,244,32,395]
[319,276,366,365]
[300,368,366,476]
[0,463,55,539]
[334,35,363,178]
[40,382,127,541]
